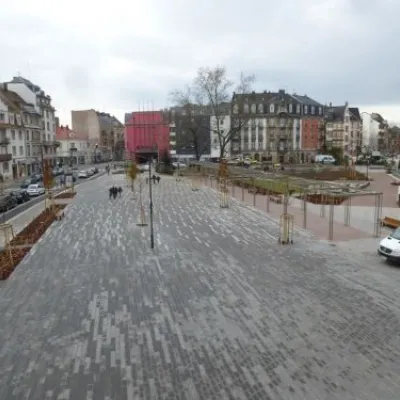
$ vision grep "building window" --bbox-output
[311,106,315,114]
[288,104,293,113]
[244,104,249,113]
[233,104,239,114]
[3,162,9,172]
[16,115,21,125]
[18,130,22,140]
[19,146,23,155]
[9,114,15,124]
[220,118,224,125]
[11,130,15,140]
[251,104,256,113]
[258,104,263,113]
[0,113,4,121]
[12,146,16,156]
[304,106,308,114]
[296,105,300,114]
[269,104,274,113]
[319,107,322,115]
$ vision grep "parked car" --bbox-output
[27,183,45,196]
[172,162,187,169]
[78,170,89,178]
[10,189,30,204]
[20,176,40,188]
[0,193,17,212]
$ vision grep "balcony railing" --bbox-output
[0,137,10,145]
[0,153,12,162]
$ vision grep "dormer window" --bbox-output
[269,104,274,113]
[233,104,239,114]
[258,104,263,113]
[319,107,322,115]
[288,104,293,113]
[251,104,256,113]
[304,105,308,114]
[244,104,249,113]
[311,106,315,114]
[296,105,300,114]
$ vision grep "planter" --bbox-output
[10,205,67,247]
[0,248,31,280]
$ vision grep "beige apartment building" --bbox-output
[71,109,124,162]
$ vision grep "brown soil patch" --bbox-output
[0,248,31,280]
[0,204,67,280]
[287,169,367,181]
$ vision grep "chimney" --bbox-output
[279,89,285,94]
[329,102,332,107]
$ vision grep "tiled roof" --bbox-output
[291,94,322,106]
[56,126,88,141]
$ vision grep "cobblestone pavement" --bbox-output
[1,175,400,399]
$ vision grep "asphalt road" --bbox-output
[0,170,106,224]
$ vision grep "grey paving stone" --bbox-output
[0,174,400,399]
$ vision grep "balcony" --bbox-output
[0,153,12,162]
[0,137,10,145]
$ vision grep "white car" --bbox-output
[78,170,88,178]
[378,228,400,262]
[27,184,45,196]
[172,162,187,169]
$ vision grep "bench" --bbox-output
[381,217,400,229]
[269,195,282,204]
[55,209,65,221]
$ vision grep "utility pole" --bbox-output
[148,159,154,249]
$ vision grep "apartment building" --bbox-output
[324,103,362,156]
[6,77,58,166]
[72,109,123,161]
[231,90,323,163]
[56,125,90,165]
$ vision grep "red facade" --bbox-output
[125,112,170,160]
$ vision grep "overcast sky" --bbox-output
[1,0,400,124]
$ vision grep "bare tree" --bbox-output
[194,66,255,159]
[169,86,210,161]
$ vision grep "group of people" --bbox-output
[109,186,123,199]
[145,175,161,184]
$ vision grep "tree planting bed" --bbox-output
[55,191,77,199]
[0,204,67,280]
[0,248,31,280]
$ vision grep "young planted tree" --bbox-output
[127,162,138,191]
[194,66,255,159]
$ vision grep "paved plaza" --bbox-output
[1,174,400,399]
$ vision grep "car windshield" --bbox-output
[390,228,400,240]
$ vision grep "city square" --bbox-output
[0,174,400,399]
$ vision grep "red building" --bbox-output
[301,117,323,159]
[125,111,170,163]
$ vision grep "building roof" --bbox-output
[56,125,88,141]
[349,107,361,121]
[325,106,346,122]
[291,94,322,106]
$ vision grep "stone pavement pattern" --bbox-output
[1,175,400,399]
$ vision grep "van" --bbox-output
[378,228,400,261]
[315,154,336,164]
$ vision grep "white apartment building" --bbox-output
[362,112,385,150]
[0,87,42,179]
[169,122,177,156]
[56,126,90,165]
[6,77,58,167]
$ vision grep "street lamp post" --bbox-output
[94,144,98,164]
[148,159,154,249]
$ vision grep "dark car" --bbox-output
[10,189,30,204]
[20,176,40,188]
[0,193,17,212]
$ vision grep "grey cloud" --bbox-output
[1,0,400,118]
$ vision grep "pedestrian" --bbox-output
[156,176,160,184]
[117,187,122,197]
[152,174,157,184]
